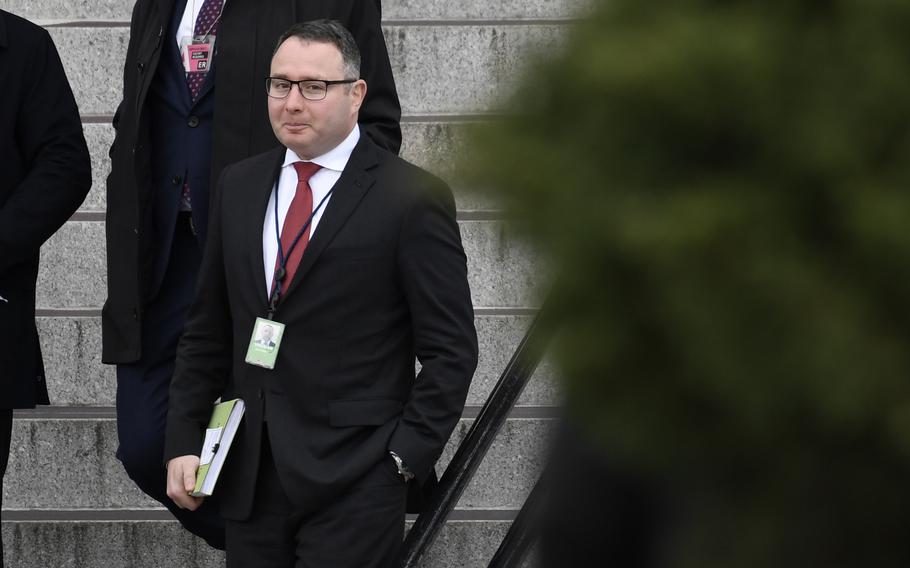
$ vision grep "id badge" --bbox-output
[183,35,215,73]
[245,317,285,370]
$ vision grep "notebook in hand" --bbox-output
[193,398,245,497]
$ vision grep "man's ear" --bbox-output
[350,80,367,112]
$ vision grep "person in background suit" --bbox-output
[0,9,91,567]
[104,0,401,549]
[164,20,477,567]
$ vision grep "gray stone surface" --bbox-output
[43,25,567,116]
[80,123,112,212]
[0,0,588,23]
[3,417,552,509]
[401,121,502,212]
[1,517,526,568]
[35,222,106,310]
[472,315,558,406]
[36,317,112,407]
[38,315,557,406]
[386,0,591,21]
[35,221,541,309]
[422,520,511,568]
[384,24,566,116]
[4,418,159,509]
[460,221,542,307]
[48,27,127,116]
[437,418,552,509]
[80,121,499,214]
[1,521,223,568]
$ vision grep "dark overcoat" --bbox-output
[0,10,91,408]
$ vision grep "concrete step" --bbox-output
[35,220,542,310]
[36,314,557,407]
[4,413,553,510]
[80,121,497,214]
[1,510,527,568]
[0,0,586,23]
[41,24,567,116]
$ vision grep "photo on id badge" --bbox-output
[245,318,285,369]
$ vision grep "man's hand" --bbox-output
[166,455,203,510]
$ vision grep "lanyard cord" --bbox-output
[268,169,335,317]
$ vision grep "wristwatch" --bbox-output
[389,451,414,482]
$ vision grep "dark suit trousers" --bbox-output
[226,427,408,568]
[115,214,225,549]
[0,408,12,568]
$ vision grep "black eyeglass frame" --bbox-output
[265,77,358,101]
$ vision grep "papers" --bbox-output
[192,398,245,497]
[199,428,221,466]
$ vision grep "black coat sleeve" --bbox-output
[0,26,90,273]
[388,175,479,481]
[344,0,402,154]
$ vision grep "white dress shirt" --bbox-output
[262,124,361,294]
[176,0,226,71]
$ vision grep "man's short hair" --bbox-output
[274,20,361,80]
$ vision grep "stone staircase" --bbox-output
[0,0,583,565]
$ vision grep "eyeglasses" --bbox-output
[265,77,358,101]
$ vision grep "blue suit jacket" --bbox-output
[146,0,216,297]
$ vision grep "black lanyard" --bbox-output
[268,167,335,318]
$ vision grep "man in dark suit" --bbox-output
[105,0,401,549]
[164,20,477,566]
[0,9,91,566]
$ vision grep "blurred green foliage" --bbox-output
[464,0,910,565]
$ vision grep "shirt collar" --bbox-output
[281,124,361,172]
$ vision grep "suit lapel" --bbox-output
[246,148,286,307]
[281,138,380,299]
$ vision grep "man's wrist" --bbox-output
[389,450,414,482]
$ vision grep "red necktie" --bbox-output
[274,162,321,294]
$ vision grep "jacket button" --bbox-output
[132,308,139,320]
[172,175,182,185]
[257,389,263,399]
[187,116,199,128]
[137,62,145,73]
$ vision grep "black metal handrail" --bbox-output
[401,298,555,567]
[487,469,547,568]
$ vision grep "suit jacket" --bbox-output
[0,10,91,409]
[164,135,478,519]
[103,0,401,364]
